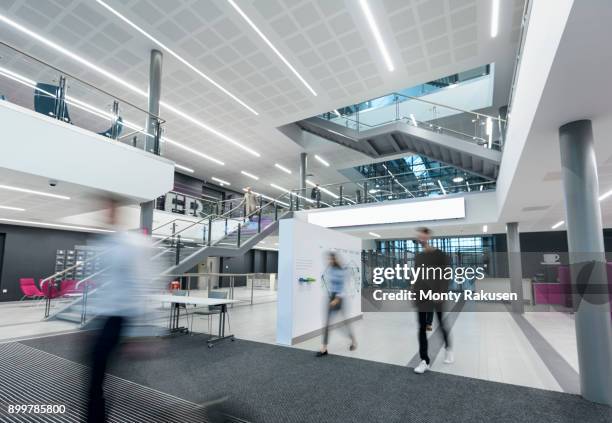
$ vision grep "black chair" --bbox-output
[193,290,229,334]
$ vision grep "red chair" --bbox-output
[59,280,79,297]
[19,278,45,300]
[39,279,61,299]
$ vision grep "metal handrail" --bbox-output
[0,41,165,124]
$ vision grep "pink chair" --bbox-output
[39,279,61,299]
[19,278,45,300]
[59,280,79,297]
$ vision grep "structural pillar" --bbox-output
[559,119,612,406]
[299,152,307,198]
[140,49,163,235]
[506,222,524,314]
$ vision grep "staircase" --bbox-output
[287,117,501,179]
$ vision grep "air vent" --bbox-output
[522,205,550,212]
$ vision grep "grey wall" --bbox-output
[219,249,278,287]
[0,224,101,302]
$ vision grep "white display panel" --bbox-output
[306,197,465,228]
[277,218,362,345]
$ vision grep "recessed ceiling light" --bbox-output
[452,177,464,183]
[241,171,259,180]
[491,0,500,38]
[174,164,194,173]
[212,177,230,186]
[274,163,292,174]
[314,155,330,167]
[552,220,565,229]
[0,205,25,211]
[95,0,257,115]
[228,0,317,96]
[270,183,314,203]
[0,184,70,200]
[482,225,488,233]
[368,232,381,238]
[359,0,394,71]
[306,180,339,199]
[0,14,260,158]
[0,218,113,233]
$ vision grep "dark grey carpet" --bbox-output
[21,332,612,423]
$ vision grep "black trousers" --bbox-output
[87,316,124,423]
[418,305,449,364]
[322,293,354,345]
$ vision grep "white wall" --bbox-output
[0,100,174,202]
[277,218,362,345]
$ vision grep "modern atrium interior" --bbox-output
[0,0,611,422]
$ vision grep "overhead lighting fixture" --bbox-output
[0,184,70,200]
[241,171,259,180]
[0,14,260,158]
[452,177,464,183]
[228,0,317,96]
[480,185,484,191]
[95,0,257,115]
[314,155,330,167]
[482,225,488,233]
[333,109,341,117]
[599,189,612,201]
[162,137,224,166]
[0,218,113,233]
[306,180,339,199]
[274,163,292,174]
[437,180,447,195]
[0,205,25,211]
[242,188,289,207]
[409,114,417,126]
[486,116,493,148]
[552,220,565,229]
[491,0,500,38]
[270,183,314,203]
[466,181,471,192]
[212,177,230,186]
[174,164,194,173]
[369,232,381,238]
[359,0,394,71]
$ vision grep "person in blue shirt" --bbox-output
[317,252,357,356]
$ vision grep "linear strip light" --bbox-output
[491,0,500,38]
[0,14,260,158]
[274,163,292,174]
[212,177,230,186]
[369,232,381,238]
[599,189,612,201]
[0,184,70,200]
[241,171,259,180]
[0,218,113,232]
[242,188,289,207]
[0,205,25,211]
[359,0,394,72]
[228,0,317,96]
[482,225,488,233]
[306,180,339,199]
[174,164,194,173]
[437,180,447,195]
[314,155,330,167]
[162,137,224,166]
[270,183,314,203]
[95,0,257,116]
[551,221,564,229]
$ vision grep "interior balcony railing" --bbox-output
[291,168,495,209]
[0,41,164,154]
[318,91,506,151]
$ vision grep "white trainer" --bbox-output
[413,360,429,374]
[444,348,454,364]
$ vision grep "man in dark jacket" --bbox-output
[412,227,454,374]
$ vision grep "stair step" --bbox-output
[55,311,82,323]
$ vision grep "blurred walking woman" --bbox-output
[317,252,357,357]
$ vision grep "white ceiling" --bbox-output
[0,0,524,204]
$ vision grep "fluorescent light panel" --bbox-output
[369,232,381,238]
[599,189,612,201]
[162,137,224,166]
[0,14,259,158]
[437,180,447,195]
[0,218,113,233]
[314,155,330,167]
[274,163,292,174]
[95,0,257,115]
[552,221,565,229]
[241,171,259,180]
[359,0,394,71]
[174,164,194,173]
[482,225,488,233]
[228,0,317,96]
[0,184,70,200]
[270,183,314,203]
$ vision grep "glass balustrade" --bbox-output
[0,42,164,154]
